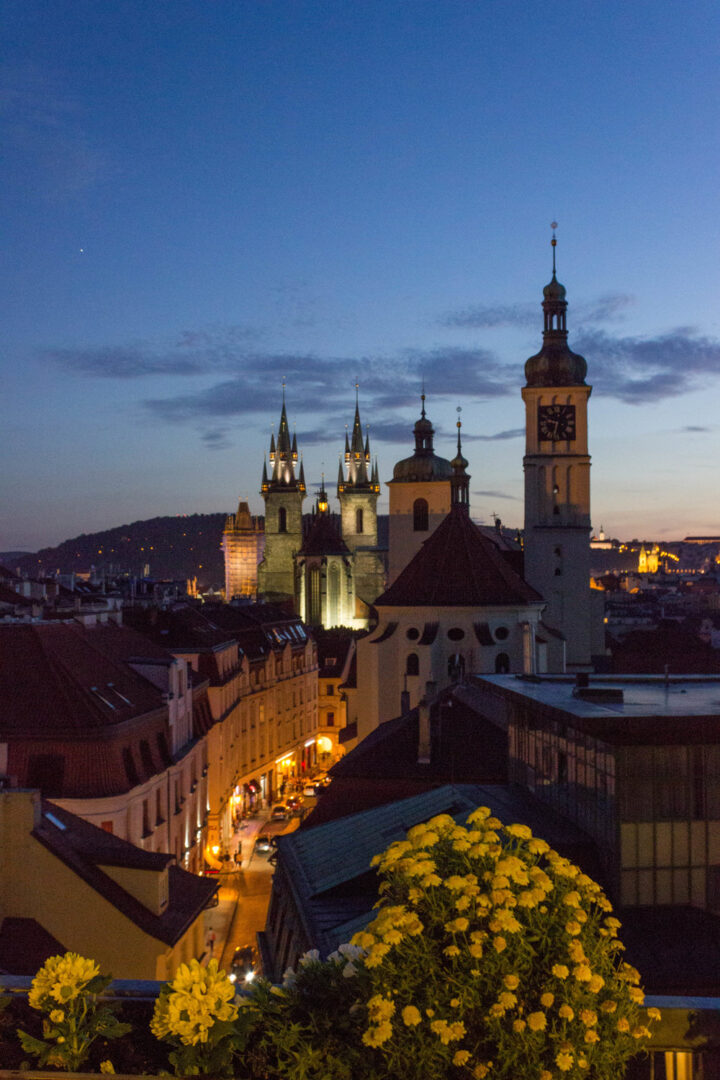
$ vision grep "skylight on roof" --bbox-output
[90,686,115,709]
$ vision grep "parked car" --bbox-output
[255,833,278,855]
[286,794,303,814]
[271,803,288,820]
[229,944,258,985]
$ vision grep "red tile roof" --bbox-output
[376,508,543,607]
[0,622,172,736]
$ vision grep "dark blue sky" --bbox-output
[3,1,720,550]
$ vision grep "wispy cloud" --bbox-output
[573,327,720,403]
[682,425,711,433]
[462,428,524,442]
[200,429,232,451]
[440,292,634,331]
[1,62,105,198]
[473,489,520,501]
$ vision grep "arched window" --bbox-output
[413,498,429,532]
[448,653,465,680]
[278,507,287,533]
[495,652,510,674]
[356,507,364,533]
[406,652,419,676]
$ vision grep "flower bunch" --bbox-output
[17,952,130,1071]
[346,809,658,1079]
[151,958,244,1077]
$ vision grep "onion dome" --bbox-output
[525,228,587,388]
[392,393,454,482]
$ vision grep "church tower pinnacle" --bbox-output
[521,227,601,670]
[337,385,385,607]
[257,389,306,602]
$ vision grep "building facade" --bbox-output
[222,500,265,600]
[0,621,207,874]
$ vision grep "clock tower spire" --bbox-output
[521,227,600,671]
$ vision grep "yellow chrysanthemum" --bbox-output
[527,1011,547,1032]
[402,1004,422,1026]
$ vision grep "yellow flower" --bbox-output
[552,964,569,979]
[402,1005,422,1027]
[558,1004,574,1020]
[474,1065,492,1079]
[565,921,582,936]
[647,1007,661,1022]
[587,973,605,993]
[527,1011,547,1032]
[466,806,492,824]
[556,1049,574,1071]
[513,1018,527,1032]
[540,1072,553,1080]
[493,936,507,953]
[444,945,461,957]
[446,917,470,933]
[49,1009,65,1023]
[617,1017,630,1032]
[580,1009,597,1027]
[573,964,592,982]
[469,943,484,958]
[506,823,532,839]
[528,838,550,855]
[454,1049,471,1066]
[504,974,520,990]
[584,1030,600,1043]
[430,1018,466,1044]
[540,992,554,1008]
[498,991,517,1010]
[600,1000,617,1013]
[383,929,403,945]
[362,1021,393,1047]
[99,1063,115,1075]
[368,994,395,1022]
[562,890,581,907]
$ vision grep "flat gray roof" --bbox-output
[472,675,720,745]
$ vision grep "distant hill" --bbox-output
[4,514,227,586]
[2,512,393,590]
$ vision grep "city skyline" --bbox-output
[3,1,720,552]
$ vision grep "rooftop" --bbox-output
[473,674,720,744]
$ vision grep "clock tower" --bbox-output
[522,231,596,670]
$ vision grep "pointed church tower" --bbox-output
[386,392,453,584]
[257,390,306,602]
[337,385,385,605]
[521,228,602,670]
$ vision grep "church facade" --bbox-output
[254,392,386,629]
[225,241,603,675]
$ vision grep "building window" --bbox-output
[495,652,510,673]
[327,711,335,726]
[326,683,334,695]
[413,498,429,532]
[406,652,419,676]
[142,799,152,838]
[278,507,287,533]
[356,507,364,533]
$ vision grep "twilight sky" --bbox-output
[3,0,720,552]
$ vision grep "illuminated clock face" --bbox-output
[538,404,576,442]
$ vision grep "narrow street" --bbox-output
[202,807,300,975]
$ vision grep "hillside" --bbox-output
[4,514,227,586]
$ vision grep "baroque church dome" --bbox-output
[391,396,454,482]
